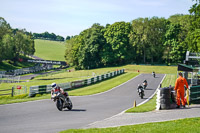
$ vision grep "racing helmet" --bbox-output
[51,83,57,89]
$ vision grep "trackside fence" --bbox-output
[0,89,13,96]
[0,85,27,97]
[189,85,200,104]
[29,69,125,97]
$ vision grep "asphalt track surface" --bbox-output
[0,73,165,133]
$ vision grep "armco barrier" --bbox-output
[71,81,85,88]
[190,85,200,104]
[29,82,71,97]
[29,69,124,97]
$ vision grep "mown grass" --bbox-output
[34,39,66,61]
[60,117,200,133]
[126,94,157,113]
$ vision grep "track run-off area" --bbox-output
[0,73,165,133]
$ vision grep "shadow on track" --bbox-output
[64,109,87,112]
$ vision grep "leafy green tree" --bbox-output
[0,17,12,62]
[0,17,11,40]
[164,23,182,64]
[186,0,200,52]
[104,21,133,65]
[146,17,167,64]
[66,36,71,40]
[1,34,15,61]
[130,18,149,63]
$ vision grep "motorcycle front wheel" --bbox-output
[139,92,144,99]
[56,99,63,111]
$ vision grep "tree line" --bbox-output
[0,17,35,63]
[33,32,64,41]
[65,0,200,69]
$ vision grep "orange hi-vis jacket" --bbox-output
[174,76,188,91]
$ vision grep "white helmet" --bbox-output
[51,83,57,89]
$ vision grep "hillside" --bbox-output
[34,39,66,61]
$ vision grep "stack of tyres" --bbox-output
[160,87,171,109]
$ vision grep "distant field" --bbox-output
[34,39,66,61]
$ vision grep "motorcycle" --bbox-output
[51,91,73,111]
[138,86,144,99]
[152,72,155,78]
[143,82,147,89]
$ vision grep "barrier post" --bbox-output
[11,87,14,97]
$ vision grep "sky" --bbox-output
[0,0,195,38]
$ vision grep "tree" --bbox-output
[1,34,15,61]
[66,36,71,40]
[186,0,200,52]
[146,17,167,64]
[104,21,133,65]
[0,17,12,62]
[130,18,149,64]
[164,23,183,64]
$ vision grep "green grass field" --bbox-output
[34,39,66,61]
[60,117,200,133]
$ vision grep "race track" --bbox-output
[0,74,165,133]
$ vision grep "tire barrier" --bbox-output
[29,69,125,97]
[156,87,171,110]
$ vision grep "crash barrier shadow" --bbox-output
[29,69,125,97]
[156,85,200,110]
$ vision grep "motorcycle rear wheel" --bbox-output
[66,98,73,110]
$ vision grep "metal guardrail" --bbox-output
[29,69,125,97]
[0,74,20,83]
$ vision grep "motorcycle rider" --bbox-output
[143,79,148,89]
[51,83,69,101]
[152,71,155,78]
[137,84,144,93]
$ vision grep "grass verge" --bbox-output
[60,117,200,133]
[126,94,156,113]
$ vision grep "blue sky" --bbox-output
[1,0,195,37]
